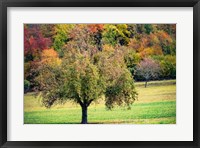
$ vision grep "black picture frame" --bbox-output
[0,0,199,147]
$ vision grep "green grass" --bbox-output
[24,80,176,124]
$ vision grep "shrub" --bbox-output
[24,80,30,93]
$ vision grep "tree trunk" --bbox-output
[145,81,147,88]
[81,104,88,124]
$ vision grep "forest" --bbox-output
[24,24,176,124]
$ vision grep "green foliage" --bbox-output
[144,24,153,34]
[102,24,130,46]
[136,24,146,34]
[53,24,74,56]
[152,55,176,79]
[116,24,131,45]
[123,49,141,75]
[62,55,105,104]
[24,80,30,93]
[93,48,137,109]
[105,69,137,110]
[160,55,176,79]
[127,24,137,38]
[102,25,119,46]
[35,36,137,113]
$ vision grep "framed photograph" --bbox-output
[0,0,199,147]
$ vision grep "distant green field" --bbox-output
[24,80,176,124]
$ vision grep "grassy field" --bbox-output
[24,80,176,124]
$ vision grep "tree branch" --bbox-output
[77,99,83,107]
[87,99,94,107]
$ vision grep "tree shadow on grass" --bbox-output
[24,122,104,125]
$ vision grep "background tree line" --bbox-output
[24,24,176,92]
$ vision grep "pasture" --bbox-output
[24,80,176,124]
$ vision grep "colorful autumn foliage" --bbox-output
[40,48,61,67]
[24,24,176,90]
[24,25,52,61]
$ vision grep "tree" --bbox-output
[136,58,160,87]
[61,55,105,124]
[34,48,62,91]
[123,47,141,76]
[53,24,74,56]
[88,24,104,51]
[160,55,176,79]
[102,24,130,46]
[144,24,154,34]
[35,25,137,124]
[24,80,30,93]
[39,24,55,38]
[36,48,137,124]
[24,25,52,62]
[40,48,61,67]
[96,48,137,110]
[24,25,52,90]
[155,31,174,55]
